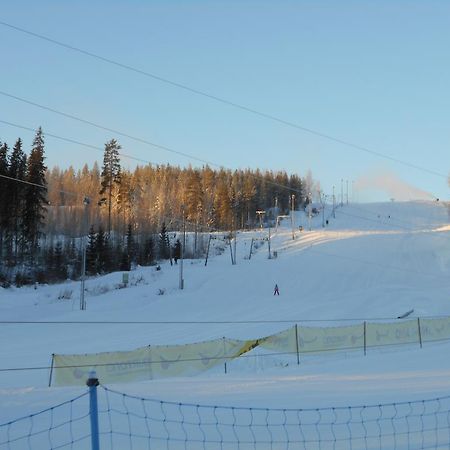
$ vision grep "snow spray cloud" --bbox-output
[354,168,435,201]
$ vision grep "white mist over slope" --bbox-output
[354,168,436,201]
[1,200,450,421]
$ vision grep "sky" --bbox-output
[1,1,449,203]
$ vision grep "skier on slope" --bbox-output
[274,284,280,296]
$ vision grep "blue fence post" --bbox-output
[87,371,100,450]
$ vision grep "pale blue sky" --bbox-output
[1,1,449,202]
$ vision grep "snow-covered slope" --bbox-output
[1,200,450,420]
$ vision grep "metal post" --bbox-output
[233,228,237,265]
[268,227,271,259]
[48,353,55,387]
[295,324,300,365]
[332,185,335,218]
[249,238,254,260]
[321,192,325,227]
[308,193,312,231]
[418,317,423,348]
[290,194,295,240]
[363,321,367,356]
[87,372,100,450]
[223,337,227,374]
[179,211,185,289]
[204,235,212,266]
[80,197,90,310]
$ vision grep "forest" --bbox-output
[0,130,313,286]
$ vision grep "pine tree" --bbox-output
[23,127,47,258]
[99,139,121,235]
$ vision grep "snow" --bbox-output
[2,200,450,423]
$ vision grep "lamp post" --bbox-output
[332,185,336,219]
[256,210,266,229]
[179,208,185,290]
[308,192,312,231]
[290,194,295,240]
[80,196,90,310]
[319,191,326,227]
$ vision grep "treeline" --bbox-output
[0,129,47,272]
[0,131,313,286]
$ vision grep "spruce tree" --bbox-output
[140,235,154,266]
[0,142,9,258]
[99,139,121,235]
[52,241,66,280]
[7,138,27,262]
[125,223,135,266]
[96,226,109,273]
[23,127,47,258]
[159,222,170,260]
[86,225,97,275]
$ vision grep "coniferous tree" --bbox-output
[7,138,27,262]
[95,226,113,273]
[23,128,47,258]
[86,225,97,275]
[139,235,155,266]
[0,142,9,258]
[159,222,170,260]
[54,241,67,280]
[99,139,121,235]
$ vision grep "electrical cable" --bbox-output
[0,21,446,179]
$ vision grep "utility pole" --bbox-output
[332,185,336,219]
[290,194,295,240]
[320,191,325,227]
[80,196,90,310]
[179,208,185,289]
[256,210,265,229]
[308,192,312,231]
[340,179,344,207]
[346,180,349,205]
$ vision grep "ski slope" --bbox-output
[1,200,450,423]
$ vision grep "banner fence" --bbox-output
[51,315,450,386]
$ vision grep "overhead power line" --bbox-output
[0,117,304,196]
[0,21,447,179]
[0,119,153,166]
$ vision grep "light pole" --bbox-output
[256,210,266,229]
[332,185,336,218]
[290,194,295,240]
[319,191,326,227]
[346,180,349,205]
[308,192,312,231]
[179,208,185,289]
[340,179,343,207]
[80,196,90,310]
